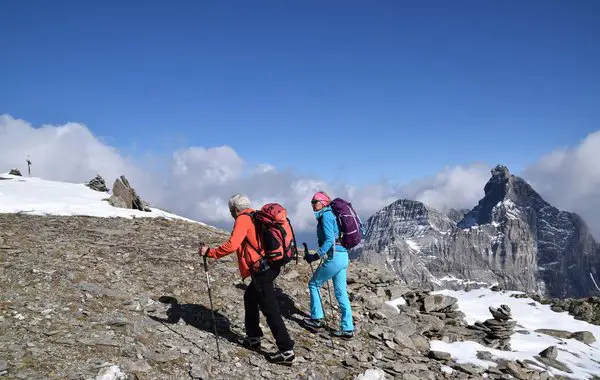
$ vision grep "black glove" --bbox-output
[304,252,320,263]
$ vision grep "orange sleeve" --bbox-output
[207,215,252,259]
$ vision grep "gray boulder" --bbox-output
[108,175,151,212]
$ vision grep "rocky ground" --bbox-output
[0,214,590,379]
[506,290,600,327]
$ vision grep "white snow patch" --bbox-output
[490,233,504,245]
[0,174,202,224]
[95,365,125,380]
[501,199,522,220]
[404,239,421,251]
[440,365,454,375]
[385,297,407,312]
[439,275,489,286]
[430,287,600,379]
[354,368,386,380]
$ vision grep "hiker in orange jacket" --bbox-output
[198,193,295,365]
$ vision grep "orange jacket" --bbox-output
[206,208,261,279]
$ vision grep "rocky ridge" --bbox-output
[352,165,600,299]
[0,214,582,379]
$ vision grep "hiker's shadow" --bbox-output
[148,296,242,346]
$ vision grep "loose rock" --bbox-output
[538,346,557,360]
[569,331,596,344]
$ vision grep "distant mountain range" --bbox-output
[351,165,600,298]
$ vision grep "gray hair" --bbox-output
[228,193,251,212]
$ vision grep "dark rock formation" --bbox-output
[85,174,109,192]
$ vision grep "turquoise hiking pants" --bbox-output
[308,248,354,331]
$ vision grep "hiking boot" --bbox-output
[268,350,295,365]
[239,336,261,350]
[302,318,323,329]
[331,330,354,339]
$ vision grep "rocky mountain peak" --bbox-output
[365,199,454,242]
[355,165,600,299]
[460,164,514,227]
[491,164,510,181]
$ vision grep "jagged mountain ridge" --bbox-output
[352,165,600,298]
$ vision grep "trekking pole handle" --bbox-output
[199,241,209,272]
[302,242,309,254]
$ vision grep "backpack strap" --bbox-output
[320,208,342,244]
[241,211,261,253]
[236,212,264,274]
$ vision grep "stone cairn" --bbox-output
[470,305,516,350]
[85,175,109,192]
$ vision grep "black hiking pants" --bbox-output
[244,265,294,352]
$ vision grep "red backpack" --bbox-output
[249,203,298,268]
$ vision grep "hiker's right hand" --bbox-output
[198,245,210,257]
[304,252,320,263]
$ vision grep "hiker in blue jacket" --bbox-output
[303,191,354,338]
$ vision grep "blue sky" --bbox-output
[1,0,599,185]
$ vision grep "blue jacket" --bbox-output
[315,206,346,257]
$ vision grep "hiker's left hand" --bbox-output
[198,245,210,257]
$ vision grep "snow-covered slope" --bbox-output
[0,174,198,223]
[428,288,600,379]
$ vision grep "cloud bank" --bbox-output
[523,131,600,238]
[1,114,599,239]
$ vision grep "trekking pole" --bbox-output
[203,255,222,361]
[303,243,335,350]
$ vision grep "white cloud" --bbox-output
[523,131,600,238]
[172,146,244,184]
[398,163,491,212]
[0,114,150,192]
[1,114,599,240]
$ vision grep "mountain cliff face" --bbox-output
[352,165,600,298]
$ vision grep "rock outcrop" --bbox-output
[108,175,151,212]
[8,168,22,176]
[352,165,600,298]
[85,174,109,192]
[549,296,600,325]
